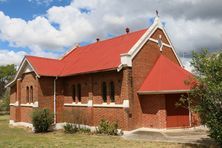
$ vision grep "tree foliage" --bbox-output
[188,49,222,145]
[0,64,16,98]
[0,89,10,111]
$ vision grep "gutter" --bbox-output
[137,90,190,95]
[54,76,58,124]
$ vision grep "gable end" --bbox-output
[118,17,182,71]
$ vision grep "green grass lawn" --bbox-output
[0,115,186,148]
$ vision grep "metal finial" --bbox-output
[156,10,159,17]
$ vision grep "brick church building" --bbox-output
[7,16,198,130]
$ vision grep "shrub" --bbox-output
[64,123,78,134]
[78,127,91,133]
[64,123,90,134]
[31,108,54,133]
[96,119,118,135]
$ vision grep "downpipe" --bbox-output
[54,76,58,124]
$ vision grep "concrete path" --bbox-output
[122,127,218,147]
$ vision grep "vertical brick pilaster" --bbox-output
[157,95,167,128]
[120,67,133,130]
[89,75,93,126]
[16,78,21,122]
[16,79,21,103]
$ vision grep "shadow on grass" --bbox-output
[184,137,220,148]
[0,111,9,115]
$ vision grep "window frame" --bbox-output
[110,81,115,102]
[102,81,107,102]
[30,86,33,103]
[26,86,29,103]
[72,84,76,102]
[77,83,81,102]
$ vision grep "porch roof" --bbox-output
[138,55,195,94]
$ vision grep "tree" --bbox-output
[0,64,16,98]
[0,89,10,111]
[187,49,222,145]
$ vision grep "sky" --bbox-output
[0,0,222,71]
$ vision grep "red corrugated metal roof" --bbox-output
[139,55,194,93]
[26,56,63,76]
[26,28,147,76]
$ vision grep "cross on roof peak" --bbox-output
[156,10,159,17]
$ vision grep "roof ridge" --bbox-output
[61,28,148,61]
[83,28,148,47]
[25,55,60,61]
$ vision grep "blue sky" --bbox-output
[0,0,71,20]
[0,0,71,55]
[0,0,221,72]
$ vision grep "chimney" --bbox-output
[96,38,100,42]
[125,27,130,34]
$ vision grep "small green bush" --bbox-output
[31,108,54,133]
[78,127,91,133]
[96,119,118,135]
[64,123,90,134]
[64,123,78,134]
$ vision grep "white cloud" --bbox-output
[165,17,222,52]
[0,50,26,65]
[0,0,221,66]
[103,15,125,25]
[180,57,193,72]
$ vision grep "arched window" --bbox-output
[110,81,115,102]
[77,84,81,102]
[30,86,33,103]
[102,82,107,102]
[72,85,76,102]
[26,86,29,103]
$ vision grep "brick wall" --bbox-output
[10,106,16,120]
[38,77,54,110]
[20,72,38,103]
[20,107,33,122]
[10,72,38,122]
[131,29,180,129]
[93,107,127,129]
[62,70,129,129]
[139,95,166,128]
[10,85,16,103]
[151,28,170,45]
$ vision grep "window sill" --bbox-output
[20,101,38,108]
[64,100,129,108]
[64,100,92,107]
[9,101,19,107]
[93,100,129,108]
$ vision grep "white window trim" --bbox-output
[64,100,129,108]
[93,100,129,108]
[64,100,92,107]
[9,101,19,107]
[20,101,38,107]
